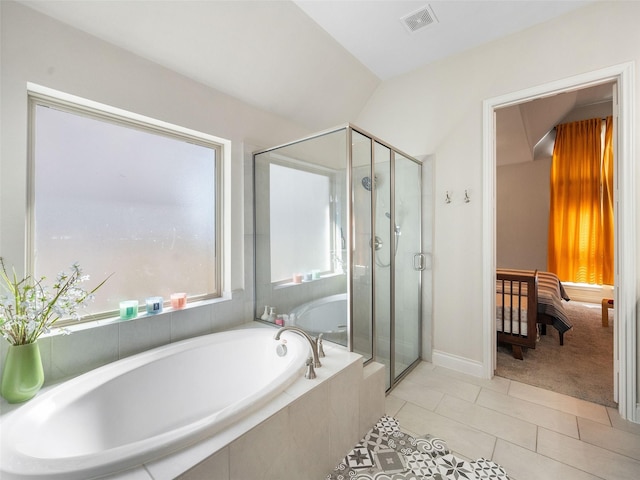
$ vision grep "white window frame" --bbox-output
[26,84,228,324]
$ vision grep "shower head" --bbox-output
[361,176,376,191]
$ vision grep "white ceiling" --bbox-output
[19,0,595,130]
[295,0,594,80]
[497,82,614,166]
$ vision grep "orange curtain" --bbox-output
[602,116,614,285]
[547,117,614,285]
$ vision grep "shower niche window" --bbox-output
[254,125,427,391]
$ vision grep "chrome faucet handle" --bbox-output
[305,357,317,379]
[317,333,325,358]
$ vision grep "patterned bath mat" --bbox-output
[327,416,510,480]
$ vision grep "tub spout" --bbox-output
[274,326,321,369]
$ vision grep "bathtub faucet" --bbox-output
[274,326,322,370]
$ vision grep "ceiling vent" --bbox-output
[400,5,438,34]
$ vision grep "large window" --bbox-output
[29,90,223,321]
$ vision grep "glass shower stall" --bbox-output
[254,125,427,390]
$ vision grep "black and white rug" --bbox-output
[327,416,511,480]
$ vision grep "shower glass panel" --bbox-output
[351,130,373,361]
[394,154,422,381]
[254,125,424,390]
[254,129,349,346]
[373,142,392,389]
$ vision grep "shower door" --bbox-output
[392,154,422,383]
[371,140,423,390]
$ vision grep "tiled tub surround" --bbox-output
[175,353,385,480]
[1,329,310,478]
[0,292,250,386]
[0,325,385,479]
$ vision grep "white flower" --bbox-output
[0,258,109,346]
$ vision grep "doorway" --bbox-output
[494,83,615,405]
[482,63,637,422]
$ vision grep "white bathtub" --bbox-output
[0,328,308,479]
[290,293,348,345]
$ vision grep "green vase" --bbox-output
[1,342,45,403]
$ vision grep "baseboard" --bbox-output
[432,349,486,378]
[563,283,614,304]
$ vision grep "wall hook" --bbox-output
[464,190,470,203]
[445,191,451,204]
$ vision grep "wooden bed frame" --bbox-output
[496,270,538,360]
[538,313,565,344]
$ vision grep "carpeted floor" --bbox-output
[496,300,616,407]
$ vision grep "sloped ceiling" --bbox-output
[496,82,614,167]
[18,0,595,131]
[18,0,380,131]
[295,0,594,80]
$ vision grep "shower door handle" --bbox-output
[413,253,426,271]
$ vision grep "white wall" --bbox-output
[0,1,310,382]
[496,158,551,270]
[0,1,309,283]
[356,1,640,371]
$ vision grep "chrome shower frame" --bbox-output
[253,123,424,392]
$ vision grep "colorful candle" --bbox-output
[119,300,139,320]
[170,292,187,309]
[145,296,163,315]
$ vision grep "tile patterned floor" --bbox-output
[327,415,510,480]
[385,362,640,480]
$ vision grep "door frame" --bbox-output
[481,62,637,421]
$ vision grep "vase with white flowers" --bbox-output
[0,258,109,403]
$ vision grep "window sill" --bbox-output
[273,272,344,290]
[42,295,233,339]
